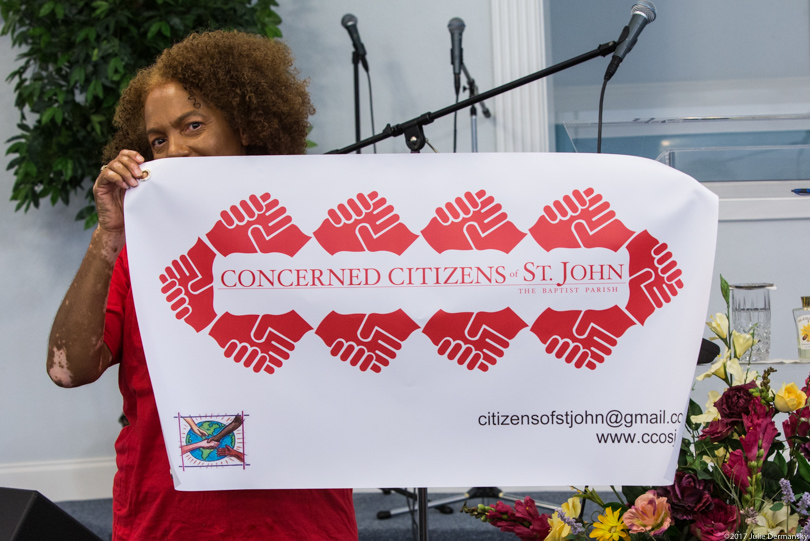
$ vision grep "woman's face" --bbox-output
[144,80,247,159]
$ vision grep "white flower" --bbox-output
[707,313,728,340]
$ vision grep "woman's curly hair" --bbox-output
[102,30,314,162]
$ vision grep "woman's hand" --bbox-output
[94,149,145,233]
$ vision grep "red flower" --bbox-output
[690,499,739,541]
[741,414,778,462]
[715,381,757,421]
[657,471,714,520]
[721,449,750,490]
[487,497,551,541]
[783,407,810,441]
[699,418,736,442]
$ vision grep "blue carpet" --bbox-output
[58,489,576,541]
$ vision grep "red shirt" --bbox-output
[104,248,358,540]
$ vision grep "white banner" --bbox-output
[124,153,719,491]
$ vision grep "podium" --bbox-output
[0,487,102,541]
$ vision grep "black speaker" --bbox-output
[0,487,102,541]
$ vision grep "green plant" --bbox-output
[1,0,282,228]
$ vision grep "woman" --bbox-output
[47,30,358,540]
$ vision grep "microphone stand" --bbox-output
[329,38,619,541]
[328,39,617,154]
[460,63,491,153]
[352,51,363,154]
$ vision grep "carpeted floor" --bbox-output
[57,489,576,540]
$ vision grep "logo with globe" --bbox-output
[178,413,247,469]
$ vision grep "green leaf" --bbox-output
[621,486,648,504]
[720,274,730,307]
[774,449,788,476]
[107,57,124,80]
[92,1,109,17]
[54,3,64,20]
[41,106,57,124]
[39,1,55,17]
[147,21,162,40]
[69,65,85,86]
[686,399,703,431]
[695,468,713,480]
[798,453,810,484]
[83,211,98,230]
[760,461,784,499]
[770,502,784,512]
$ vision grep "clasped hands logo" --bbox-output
[159,188,682,373]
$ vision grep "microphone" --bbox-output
[604,1,656,82]
[448,17,465,96]
[341,13,369,72]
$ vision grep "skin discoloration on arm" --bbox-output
[47,227,123,388]
[47,346,73,387]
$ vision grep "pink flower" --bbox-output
[690,499,739,541]
[741,414,778,462]
[622,490,672,535]
[721,449,750,490]
[487,497,551,541]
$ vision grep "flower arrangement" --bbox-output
[464,276,810,541]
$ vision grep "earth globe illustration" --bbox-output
[186,420,236,462]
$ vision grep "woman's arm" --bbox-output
[46,150,145,388]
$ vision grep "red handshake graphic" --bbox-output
[422,309,527,372]
[158,187,685,373]
[315,310,419,373]
[209,312,312,374]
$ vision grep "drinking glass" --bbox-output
[729,283,775,363]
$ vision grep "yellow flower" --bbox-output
[707,313,728,339]
[590,507,630,541]
[753,500,799,537]
[547,497,582,541]
[725,356,757,385]
[801,323,810,342]
[774,382,807,412]
[701,447,727,467]
[732,330,755,358]
[691,391,721,424]
[696,351,729,381]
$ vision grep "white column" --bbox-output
[490,0,553,152]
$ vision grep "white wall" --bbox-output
[0,34,122,500]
